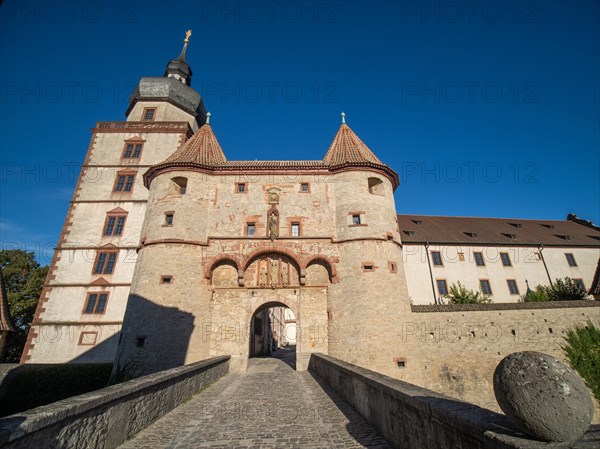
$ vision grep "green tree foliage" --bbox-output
[521,277,588,302]
[520,285,549,302]
[0,250,48,362]
[444,281,492,304]
[562,320,600,402]
[546,277,588,301]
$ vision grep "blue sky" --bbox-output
[1,0,599,265]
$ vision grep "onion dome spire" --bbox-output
[164,30,193,86]
[164,115,226,165]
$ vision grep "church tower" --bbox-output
[22,33,207,363]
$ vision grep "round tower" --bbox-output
[113,120,226,379]
[323,117,412,378]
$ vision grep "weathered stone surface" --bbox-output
[494,351,594,442]
[0,356,229,449]
[120,356,393,449]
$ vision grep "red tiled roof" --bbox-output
[0,267,15,332]
[397,215,600,246]
[151,121,399,189]
[324,124,383,165]
[221,160,326,169]
[164,123,226,165]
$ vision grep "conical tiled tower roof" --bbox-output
[324,123,383,166]
[164,122,226,165]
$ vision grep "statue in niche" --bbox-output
[259,263,268,288]
[268,207,279,241]
[270,257,279,288]
[280,261,288,287]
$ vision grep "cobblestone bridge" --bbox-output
[119,349,392,449]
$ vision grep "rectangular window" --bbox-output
[352,214,361,225]
[165,214,174,226]
[83,292,108,314]
[161,275,173,284]
[500,252,512,267]
[362,263,374,272]
[93,251,117,274]
[246,223,255,236]
[574,279,585,292]
[431,251,443,266]
[103,215,126,236]
[104,216,115,236]
[124,175,134,191]
[436,279,448,296]
[78,331,98,346]
[474,252,485,266]
[291,222,300,237]
[565,253,577,267]
[123,143,143,159]
[507,279,519,295]
[480,279,492,295]
[300,182,310,193]
[115,216,125,235]
[142,107,156,121]
[114,174,135,192]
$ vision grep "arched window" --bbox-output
[368,177,384,195]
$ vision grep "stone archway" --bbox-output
[207,252,328,372]
[248,301,297,369]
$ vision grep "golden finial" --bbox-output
[184,30,192,44]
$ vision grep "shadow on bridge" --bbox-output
[307,371,393,448]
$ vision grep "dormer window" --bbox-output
[508,223,522,228]
[555,234,572,241]
[411,219,423,225]
[403,230,415,237]
[142,107,156,121]
[464,232,478,239]
[501,233,517,240]
[541,224,555,229]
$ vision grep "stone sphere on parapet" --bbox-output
[493,351,594,443]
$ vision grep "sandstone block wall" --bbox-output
[308,353,598,449]
[0,356,230,449]
[400,301,600,422]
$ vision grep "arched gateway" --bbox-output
[109,52,406,379]
[207,253,328,373]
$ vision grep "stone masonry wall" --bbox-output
[400,301,600,422]
[308,353,598,449]
[0,356,230,449]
